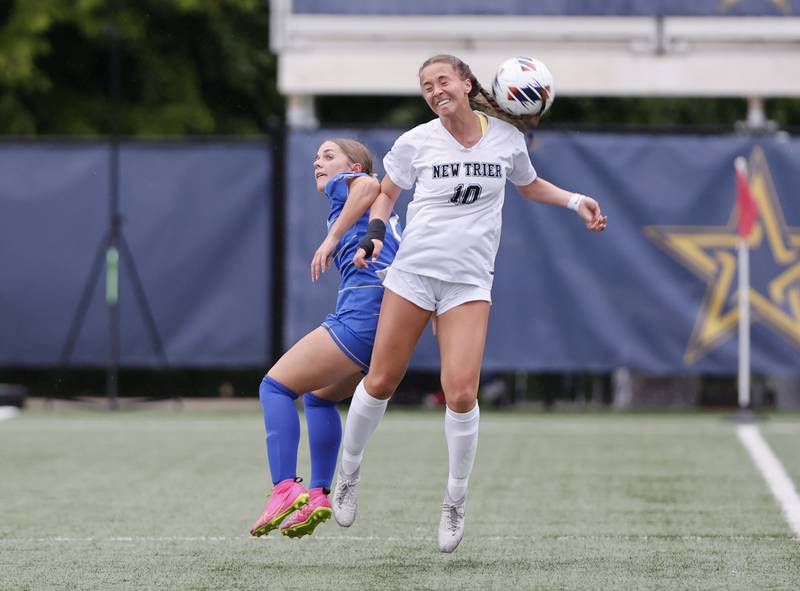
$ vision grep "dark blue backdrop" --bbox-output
[0,142,271,367]
[286,131,800,375]
[2,133,799,373]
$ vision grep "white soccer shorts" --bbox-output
[382,267,491,316]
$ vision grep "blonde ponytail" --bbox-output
[470,82,534,133]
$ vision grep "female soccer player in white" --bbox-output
[331,55,607,553]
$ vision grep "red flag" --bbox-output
[735,157,758,238]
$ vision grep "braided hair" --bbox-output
[418,54,538,133]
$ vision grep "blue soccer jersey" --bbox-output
[320,172,401,369]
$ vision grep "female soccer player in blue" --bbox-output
[249,138,401,539]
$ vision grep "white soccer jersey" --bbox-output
[383,115,537,289]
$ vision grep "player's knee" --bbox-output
[364,372,398,400]
[261,374,299,401]
[444,384,478,413]
[265,366,290,388]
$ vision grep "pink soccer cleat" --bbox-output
[280,487,333,539]
[249,478,309,537]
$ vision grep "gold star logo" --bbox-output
[720,0,791,14]
[645,147,800,364]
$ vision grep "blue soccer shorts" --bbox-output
[321,313,375,373]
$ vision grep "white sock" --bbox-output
[340,379,388,475]
[445,403,480,502]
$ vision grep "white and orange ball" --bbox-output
[490,57,555,117]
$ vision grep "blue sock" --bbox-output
[303,393,342,491]
[259,376,300,486]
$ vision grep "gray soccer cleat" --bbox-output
[438,491,467,553]
[332,466,360,527]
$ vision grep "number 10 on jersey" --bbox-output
[450,183,482,205]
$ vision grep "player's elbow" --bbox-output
[352,175,381,200]
[518,176,542,201]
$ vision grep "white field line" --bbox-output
[0,406,19,422]
[0,534,786,545]
[737,424,800,540]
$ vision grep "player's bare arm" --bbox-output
[517,176,608,232]
[353,176,403,268]
[311,175,381,281]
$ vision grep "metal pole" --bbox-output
[737,239,750,409]
[735,157,750,410]
[106,7,121,410]
[269,117,287,365]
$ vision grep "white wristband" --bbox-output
[567,193,586,212]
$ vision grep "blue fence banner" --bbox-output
[0,142,272,367]
[293,0,797,16]
[2,133,799,373]
[286,130,800,375]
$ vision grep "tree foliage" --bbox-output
[0,0,278,136]
[1,1,797,135]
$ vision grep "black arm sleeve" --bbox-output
[356,219,387,258]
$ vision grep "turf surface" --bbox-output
[1,405,799,590]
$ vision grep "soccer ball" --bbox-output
[490,57,555,117]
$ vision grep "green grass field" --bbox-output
[2,404,799,590]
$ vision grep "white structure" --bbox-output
[270,0,800,127]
